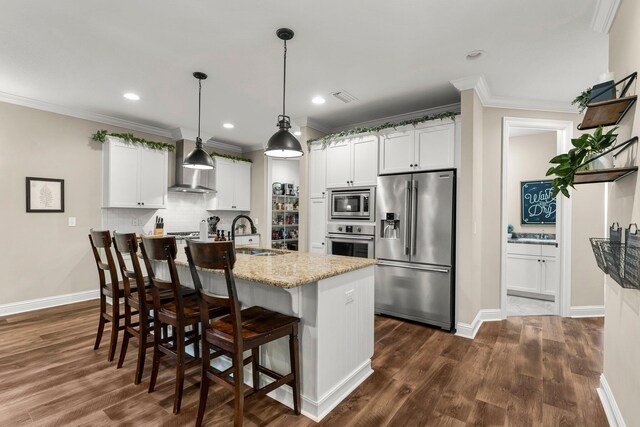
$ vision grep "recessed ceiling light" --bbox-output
[465,50,486,61]
[312,96,326,105]
[294,131,301,136]
[123,92,140,101]
[223,123,234,129]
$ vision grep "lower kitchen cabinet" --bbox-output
[506,243,557,299]
[235,234,260,248]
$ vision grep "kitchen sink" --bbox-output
[235,248,282,256]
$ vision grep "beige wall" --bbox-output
[604,1,640,425]
[507,132,557,234]
[0,101,174,306]
[456,90,484,324]
[456,101,606,315]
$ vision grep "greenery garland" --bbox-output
[306,111,459,147]
[210,151,253,163]
[92,130,175,151]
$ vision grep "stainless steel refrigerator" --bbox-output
[375,170,455,331]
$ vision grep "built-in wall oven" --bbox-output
[326,223,375,259]
[328,188,374,221]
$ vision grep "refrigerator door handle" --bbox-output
[404,181,411,255]
[411,180,418,255]
[377,260,450,273]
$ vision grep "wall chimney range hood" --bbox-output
[169,140,216,193]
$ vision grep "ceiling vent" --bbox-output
[331,90,358,103]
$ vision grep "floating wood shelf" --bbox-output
[578,95,637,130]
[574,166,638,184]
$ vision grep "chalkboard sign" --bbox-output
[521,180,556,225]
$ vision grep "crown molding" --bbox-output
[244,143,266,153]
[450,75,491,105]
[331,103,462,133]
[294,116,333,134]
[0,90,174,138]
[205,140,243,154]
[449,74,578,114]
[591,0,621,34]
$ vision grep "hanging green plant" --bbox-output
[545,126,618,198]
[306,111,459,148]
[92,130,175,151]
[210,151,253,163]
[572,87,592,114]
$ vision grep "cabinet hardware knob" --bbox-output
[141,202,144,205]
[322,242,325,245]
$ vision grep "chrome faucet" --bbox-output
[231,215,257,241]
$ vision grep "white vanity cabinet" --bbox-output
[506,243,558,299]
[325,135,378,188]
[207,157,251,211]
[379,121,455,175]
[102,136,168,208]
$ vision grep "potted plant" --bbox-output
[572,87,592,114]
[235,222,247,235]
[546,126,618,198]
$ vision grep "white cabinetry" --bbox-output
[506,243,558,299]
[379,122,455,175]
[102,136,168,208]
[326,136,377,188]
[207,157,251,211]
[309,197,327,254]
[309,144,327,198]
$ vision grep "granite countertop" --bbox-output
[507,233,557,246]
[150,246,376,289]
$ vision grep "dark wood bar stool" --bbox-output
[89,229,128,362]
[185,240,301,427]
[140,235,226,414]
[111,232,155,385]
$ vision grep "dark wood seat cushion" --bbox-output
[159,295,227,321]
[208,306,299,345]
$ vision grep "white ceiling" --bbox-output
[0,1,608,148]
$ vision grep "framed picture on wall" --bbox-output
[26,177,65,213]
[521,180,555,224]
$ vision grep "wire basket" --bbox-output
[590,238,609,274]
[600,241,626,287]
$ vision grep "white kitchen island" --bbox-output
[151,248,376,421]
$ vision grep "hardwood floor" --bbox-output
[0,301,607,426]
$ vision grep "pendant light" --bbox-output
[264,28,304,158]
[183,72,215,169]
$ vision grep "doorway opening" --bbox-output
[501,118,574,318]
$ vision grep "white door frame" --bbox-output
[501,117,574,318]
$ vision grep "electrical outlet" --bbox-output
[131,217,139,226]
[345,289,354,304]
[254,217,259,225]
[68,217,76,227]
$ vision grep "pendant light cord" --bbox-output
[282,39,287,118]
[197,78,202,144]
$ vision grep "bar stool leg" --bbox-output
[251,348,260,390]
[107,303,119,362]
[289,324,301,415]
[135,313,148,385]
[196,371,210,427]
[233,351,245,427]
[173,325,186,414]
[94,314,106,350]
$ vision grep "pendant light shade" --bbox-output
[184,72,215,170]
[265,28,304,158]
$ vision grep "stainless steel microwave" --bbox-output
[328,188,374,221]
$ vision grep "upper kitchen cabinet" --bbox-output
[326,135,378,188]
[308,143,327,198]
[379,121,455,175]
[102,136,168,208]
[207,156,251,211]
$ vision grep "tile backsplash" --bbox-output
[102,192,247,235]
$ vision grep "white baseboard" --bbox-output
[455,309,502,340]
[268,359,373,422]
[570,305,605,318]
[598,374,627,427]
[0,290,99,317]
